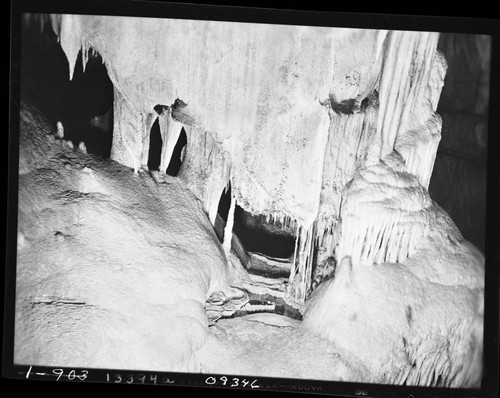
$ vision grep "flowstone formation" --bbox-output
[19,14,485,387]
[52,15,449,306]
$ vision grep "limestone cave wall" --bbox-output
[13,11,489,388]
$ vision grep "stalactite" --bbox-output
[395,113,442,189]
[286,221,317,308]
[376,31,440,160]
[81,40,89,73]
[178,126,231,227]
[58,14,82,81]
[204,138,228,226]
[223,185,236,258]
[140,113,157,168]
[110,90,151,172]
[158,109,184,174]
[336,154,434,267]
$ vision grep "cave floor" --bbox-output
[199,312,369,381]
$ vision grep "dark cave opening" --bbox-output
[21,18,114,159]
[147,118,162,171]
[166,127,188,176]
[429,33,489,253]
[147,119,187,175]
[217,184,232,224]
[235,208,296,259]
[217,185,296,259]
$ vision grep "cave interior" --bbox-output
[12,13,490,387]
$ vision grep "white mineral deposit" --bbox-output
[15,13,488,389]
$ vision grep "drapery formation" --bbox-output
[52,15,447,307]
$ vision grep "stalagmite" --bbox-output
[78,141,87,154]
[56,121,64,139]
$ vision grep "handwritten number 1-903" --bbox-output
[52,369,88,381]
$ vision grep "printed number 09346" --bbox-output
[205,376,259,388]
